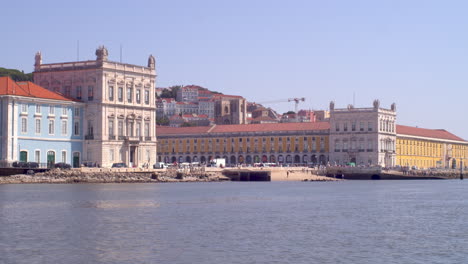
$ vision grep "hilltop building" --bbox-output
[33,46,157,167]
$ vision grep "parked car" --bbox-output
[12,161,39,168]
[54,162,72,169]
[111,163,127,168]
[153,162,167,169]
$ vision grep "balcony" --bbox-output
[145,136,152,141]
[85,134,94,140]
[118,136,127,141]
[109,135,116,140]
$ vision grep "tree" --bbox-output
[181,122,196,127]
[156,116,170,126]
[0,67,33,82]
[160,85,182,99]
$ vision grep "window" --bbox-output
[335,123,340,131]
[144,123,150,137]
[48,120,55,134]
[351,121,356,131]
[21,104,27,112]
[35,150,40,163]
[88,86,94,101]
[109,120,114,136]
[76,86,82,99]
[21,118,27,133]
[36,104,41,113]
[127,88,133,103]
[109,86,114,101]
[74,107,80,116]
[144,90,150,104]
[62,106,67,115]
[118,121,123,136]
[136,89,141,104]
[87,120,93,136]
[49,105,55,115]
[136,122,141,137]
[118,87,123,102]
[128,121,134,137]
[62,120,67,135]
[61,151,66,162]
[343,122,348,132]
[110,149,115,161]
[74,121,80,136]
[64,86,71,97]
[35,119,41,134]
[360,122,364,131]
[368,122,373,131]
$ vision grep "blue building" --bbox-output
[0,77,84,167]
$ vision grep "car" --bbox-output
[54,162,72,169]
[12,161,39,168]
[111,163,127,168]
[153,162,167,169]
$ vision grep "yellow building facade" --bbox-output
[157,122,330,166]
[396,125,468,169]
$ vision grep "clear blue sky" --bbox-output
[2,0,467,139]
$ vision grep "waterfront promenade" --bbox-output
[0,166,336,184]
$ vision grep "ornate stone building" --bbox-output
[328,100,397,167]
[33,46,157,167]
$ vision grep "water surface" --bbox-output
[1,181,467,264]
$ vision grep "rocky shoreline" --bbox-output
[0,169,227,184]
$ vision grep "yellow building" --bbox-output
[396,125,468,169]
[157,122,330,166]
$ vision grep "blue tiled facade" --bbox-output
[16,101,84,167]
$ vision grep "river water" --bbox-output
[1,181,467,264]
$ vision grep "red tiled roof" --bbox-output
[157,122,330,136]
[396,125,466,142]
[157,126,212,135]
[0,77,75,101]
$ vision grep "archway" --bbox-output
[186,156,191,163]
[193,156,198,162]
[294,155,300,164]
[311,155,317,164]
[319,155,326,165]
[254,155,260,163]
[262,155,268,163]
[238,155,244,163]
[200,156,206,163]
[303,155,308,164]
[270,155,276,163]
[230,155,236,165]
[286,155,292,163]
[278,155,284,163]
[246,155,252,164]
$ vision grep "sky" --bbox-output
[1,0,468,139]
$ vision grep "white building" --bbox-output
[328,100,397,167]
[33,46,157,168]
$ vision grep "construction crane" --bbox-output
[288,97,305,113]
[257,97,306,113]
